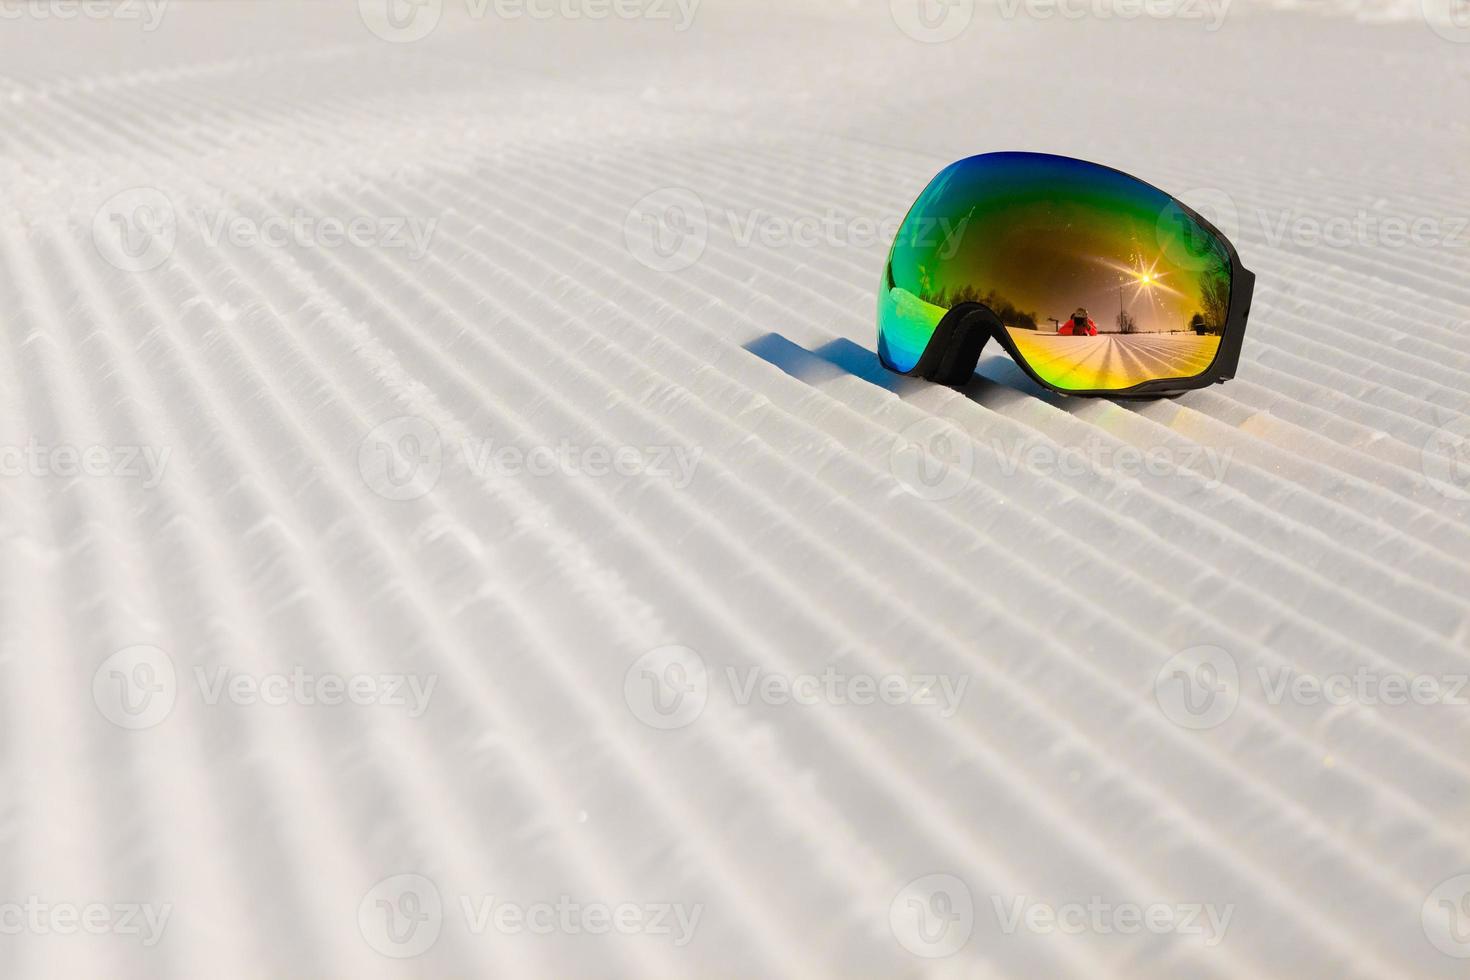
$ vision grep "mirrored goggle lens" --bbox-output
[879,152,1233,392]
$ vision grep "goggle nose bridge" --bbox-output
[911,302,1003,385]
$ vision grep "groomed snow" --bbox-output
[0,1,1468,976]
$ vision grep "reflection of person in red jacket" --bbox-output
[1058,307,1098,336]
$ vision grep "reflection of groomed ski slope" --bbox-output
[1006,331,1221,391]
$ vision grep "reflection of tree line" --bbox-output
[920,266,1230,336]
[1194,269,1229,336]
[919,284,1038,330]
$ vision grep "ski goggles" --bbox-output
[878,152,1254,397]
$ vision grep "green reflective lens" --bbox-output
[878,152,1233,392]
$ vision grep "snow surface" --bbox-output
[1,1,1468,976]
